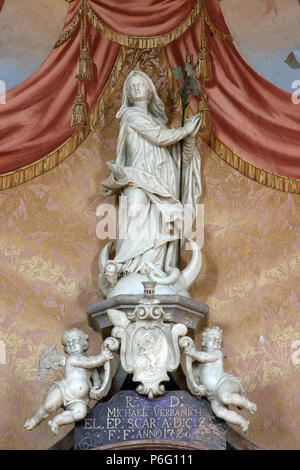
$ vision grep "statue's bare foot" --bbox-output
[248,402,257,414]
[241,419,250,433]
[24,417,39,431]
[48,419,59,435]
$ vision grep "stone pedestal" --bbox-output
[87,294,209,343]
[74,390,226,450]
[87,294,209,393]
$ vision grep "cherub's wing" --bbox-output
[107,308,130,328]
[37,344,65,381]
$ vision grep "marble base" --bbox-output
[107,273,190,298]
[87,294,209,343]
[87,294,209,400]
[74,390,226,450]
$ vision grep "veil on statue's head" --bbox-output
[116,70,168,125]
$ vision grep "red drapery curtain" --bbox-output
[87,0,196,37]
[164,0,300,179]
[0,0,299,185]
[0,2,120,174]
[0,0,197,176]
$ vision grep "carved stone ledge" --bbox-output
[87,294,209,343]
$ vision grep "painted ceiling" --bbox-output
[221,0,300,92]
[0,0,299,92]
[0,0,67,90]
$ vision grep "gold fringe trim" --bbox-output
[87,1,203,48]
[202,3,233,41]
[0,46,127,191]
[54,2,83,48]
[54,0,233,49]
[210,134,300,194]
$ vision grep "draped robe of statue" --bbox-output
[100,71,201,293]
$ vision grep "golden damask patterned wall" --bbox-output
[0,53,299,450]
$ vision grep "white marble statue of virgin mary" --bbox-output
[98,70,202,298]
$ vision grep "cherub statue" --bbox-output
[182,327,257,432]
[24,328,118,434]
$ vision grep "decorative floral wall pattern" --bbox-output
[0,50,299,450]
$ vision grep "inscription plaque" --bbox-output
[74,390,226,450]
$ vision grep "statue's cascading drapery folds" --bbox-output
[0,0,299,192]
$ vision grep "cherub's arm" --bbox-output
[69,350,113,369]
[91,368,102,388]
[185,347,222,363]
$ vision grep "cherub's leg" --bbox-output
[24,386,63,431]
[210,398,250,433]
[217,383,257,414]
[223,393,257,413]
[48,402,87,435]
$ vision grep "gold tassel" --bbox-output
[197,47,212,81]
[198,3,211,133]
[199,99,210,130]
[71,92,87,128]
[76,45,93,81]
[197,4,212,82]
